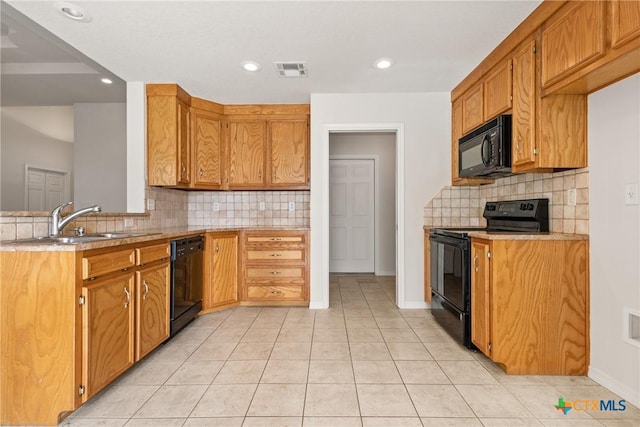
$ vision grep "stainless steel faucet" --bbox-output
[50,201,102,237]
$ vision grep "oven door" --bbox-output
[429,233,469,312]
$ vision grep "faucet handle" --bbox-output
[52,201,73,214]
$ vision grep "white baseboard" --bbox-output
[308,302,329,310]
[398,300,429,309]
[375,270,396,276]
[589,365,640,408]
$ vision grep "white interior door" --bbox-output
[26,167,67,211]
[330,159,374,273]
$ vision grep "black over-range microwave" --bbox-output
[458,114,512,178]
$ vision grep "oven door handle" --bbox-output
[429,234,468,250]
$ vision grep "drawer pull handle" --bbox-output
[270,290,282,296]
[270,271,281,275]
[123,286,130,309]
[142,280,149,300]
[269,238,282,241]
[270,254,282,257]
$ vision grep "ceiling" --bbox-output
[2,0,542,105]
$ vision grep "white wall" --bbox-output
[310,93,450,309]
[329,132,397,275]
[588,73,640,406]
[74,103,127,212]
[0,111,74,211]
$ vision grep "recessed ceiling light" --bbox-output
[374,58,394,70]
[55,2,92,23]
[241,61,261,72]
[101,78,113,85]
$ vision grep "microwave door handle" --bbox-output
[480,135,491,166]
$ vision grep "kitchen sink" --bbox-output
[4,232,161,245]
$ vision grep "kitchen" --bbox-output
[1,1,639,426]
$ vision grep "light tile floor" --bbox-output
[62,274,640,427]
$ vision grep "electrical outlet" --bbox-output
[625,183,639,205]
[288,202,295,212]
[147,198,155,211]
[567,188,577,206]
[213,202,220,212]
[123,218,134,228]
[259,201,266,211]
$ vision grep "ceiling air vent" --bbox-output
[274,62,308,78]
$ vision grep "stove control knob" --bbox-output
[486,204,496,211]
[526,203,535,210]
[519,203,527,210]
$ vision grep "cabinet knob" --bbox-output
[215,245,220,253]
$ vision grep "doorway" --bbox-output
[24,165,70,211]
[328,132,397,305]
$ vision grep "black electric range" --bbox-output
[429,198,549,349]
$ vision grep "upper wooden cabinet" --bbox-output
[147,84,310,191]
[269,120,309,188]
[611,0,640,49]
[191,98,225,190]
[227,120,267,188]
[461,83,484,134]
[483,60,512,121]
[511,39,537,170]
[541,1,607,88]
[147,84,192,187]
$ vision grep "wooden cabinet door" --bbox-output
[212,235,239,307]
[483,60,512,121]
[512,39,537,171]
[470,240,491,356]
[461,83,484,134]
[541,1,606,88]
[611,0,640,49]
[227,120,266,188]
[82,273,135,400]
[177,100,191,185]
[269,120,309,188]
[191,108,223,189]
[135,263,170,361]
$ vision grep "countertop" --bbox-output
[0,226,310,252]
[422,226,588,241]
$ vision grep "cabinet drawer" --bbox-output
[136,243,170,266]
[246,249,304,261]
[246,235,304,244]
[83,249,136,280]
[246,285,303,301]
[246,266,305,280]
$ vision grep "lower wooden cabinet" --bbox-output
[470,237,589,375]
[82,273,136,400]
[135,262,170,360]
[241,230,309,304]
[203,232,239,310]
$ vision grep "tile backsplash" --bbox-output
[0,188,310,241]
[423,168,589,234]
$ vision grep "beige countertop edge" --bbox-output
[467,231,589,241]
[0,226,310,252]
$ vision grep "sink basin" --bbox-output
[5,232,161,245]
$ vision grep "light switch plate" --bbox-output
[288,202,295,212]
[147,198,155,210]
[259,201,266,211]
[123,218,134,228]
[213,202,220,211]
[625,183,639,205]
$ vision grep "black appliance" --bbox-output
[170,236,204,336]
[458,114,512,178]
[429,198,548,349]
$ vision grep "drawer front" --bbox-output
[246,266,305,280]
[246,249,304,261]
[246,235,304,244]
[136,243,170,266]
[83,249,136,280]
[246,285,304,301]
